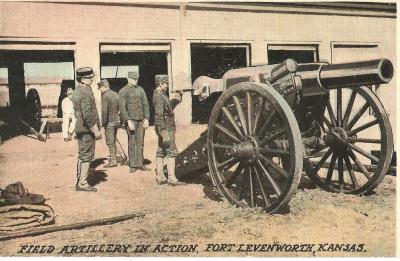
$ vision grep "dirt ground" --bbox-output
[0,124,396,257]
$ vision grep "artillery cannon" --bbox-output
[176,58,394,213]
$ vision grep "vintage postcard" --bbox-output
[0,0,397,257]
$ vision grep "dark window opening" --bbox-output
[268,45,319,64]
[100,51,168,125]
[0,49,75,138]
[191,44,249,123]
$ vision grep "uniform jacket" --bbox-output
[61,96,76,137]
[71,83,100,133]
[119,83,150,122]
[101,89,120,127]
[152,89,179,130]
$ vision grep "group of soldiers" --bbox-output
[64,67,183,192]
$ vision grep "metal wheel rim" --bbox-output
[305,86,393,194]
[207,82,303,213]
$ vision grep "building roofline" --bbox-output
[17,1,396,18]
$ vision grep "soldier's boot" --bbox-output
[76,162,97,192]
[105,146,118,168]
[155,157,167,185]
[166,157,184,186]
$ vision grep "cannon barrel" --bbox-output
[192,58,394,101]
[319,59,393,89]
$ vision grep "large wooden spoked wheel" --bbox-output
[207,82,303,213]
[305,86,393,194]
[25,88,42,131]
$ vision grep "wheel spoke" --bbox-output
[348,143,379,164]
[347,149,371,179]
[247,92,253,135]
[323,116,333,130]
[309,148,333,177]
[319,120,328,133]
[257,110,276,137]
[342,90,357,126]
[256,159,282,196]
[260,128,286,145]
[324,153,337,186]
[338,154,344,189]
[343,153,359,189]
[213,143,234,150]
[217,157,238,170]
[337,89,342,126]
[348,119,379,136]
[249,167,254,207]
[258,154,289,179]
[222,107,244,138]
[253,166,271,206]
[326,100,337,127]
[346,102,369,130]
[233,95,248,135]
[215,123,241,143]
[309,144,329,156]
[348,137,381,144]
[237,174,245,200]
[252,98,264,134]
[225,163,244,188]
[259,147,290,157]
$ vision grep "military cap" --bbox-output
[76,67,95,79]
[97,79,110,89]
[155,75,169,86]
[66,87,74,95]
[127,71,139,79]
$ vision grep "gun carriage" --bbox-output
[177,58,394,213]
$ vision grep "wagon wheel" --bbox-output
[207,82,303,213]
[25,88,42,131]
[305,86,393,194]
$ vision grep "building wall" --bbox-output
[0,2,396,131]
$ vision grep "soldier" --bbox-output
[152,75,183,185]
[71,67,101,192]
[119,71,151,173]
[97,79,119,168]
[61,87,76,142]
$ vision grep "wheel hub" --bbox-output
[323,127,348,148]
[230,136,258,161]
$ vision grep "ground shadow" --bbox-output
[179,169,321,215]
[179,169,224,202]
[363,190,376,196]
[143,158,152,165]
[86,158,108,186]
[90,158,107,169]
[87,170,108,187]
[297,175,317,190]
[180,170,295,214]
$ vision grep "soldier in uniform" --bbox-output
[71,67,102,192]
[152,75,183,185]
[61,87,76,142]
[97,79,120,168]
[119,71,151,173]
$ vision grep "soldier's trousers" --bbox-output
[126,120,144,168]
[156,127,178,158]
[76,132,95,187]
[105,122,119,164]
[77,132,95,162]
